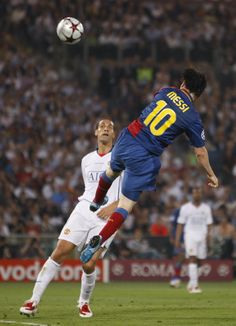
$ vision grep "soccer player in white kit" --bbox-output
[20,119,121,317]
[175,186,213,293]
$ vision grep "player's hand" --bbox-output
[207,174,219,188]
[97,203,116,220]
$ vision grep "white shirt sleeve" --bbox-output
[177,205,187,224]
[81,157,86,186]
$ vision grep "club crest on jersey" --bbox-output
[87,171,103,183]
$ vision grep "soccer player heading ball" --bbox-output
[80,68,219,264]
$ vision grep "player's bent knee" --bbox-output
[51,240,75,264]
[118,194,136,213]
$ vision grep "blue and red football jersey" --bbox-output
[128,87,205,156]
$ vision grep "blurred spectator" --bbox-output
[41,213,56,234]
[108,234,133,259]
[126,228,162,259]
[211,212,235,259]
[0,217,10,237]
[8,215,26,234]
[0,237,11,258]
[149,216,169,237]
[25,217,41,237]
[20,237,45,259]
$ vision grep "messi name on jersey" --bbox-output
[166,91,190,113]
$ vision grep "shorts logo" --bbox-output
[64,228,71,235]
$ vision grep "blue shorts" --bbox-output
[110,128,161,201]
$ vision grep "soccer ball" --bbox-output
[56,17,84,44]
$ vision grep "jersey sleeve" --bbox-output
[177,206,187,224]
[185,118,205,148]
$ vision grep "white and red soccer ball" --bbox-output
[56,17,84,44]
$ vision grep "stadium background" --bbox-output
[0,0,236,278]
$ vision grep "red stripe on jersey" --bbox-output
[128,119,144,137]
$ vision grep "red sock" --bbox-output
[100,210,127,243]
[93,175,112,204]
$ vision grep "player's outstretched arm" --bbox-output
[194,146,219,188]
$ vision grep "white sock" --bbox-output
[78,270,96,306]
[30,257,60,304]
[188,263,198,288]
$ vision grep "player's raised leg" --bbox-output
[19,240,75,316]
[80,194,136,263]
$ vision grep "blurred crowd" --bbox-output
[0,0,236,260]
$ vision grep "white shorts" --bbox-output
[184,236,207,259]
[58,200,115,256]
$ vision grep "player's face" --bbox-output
[192,187,202,201]
[95,119,115,143]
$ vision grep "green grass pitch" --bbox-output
[0,282,236,326]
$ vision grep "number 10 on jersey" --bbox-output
[144,100,176,136]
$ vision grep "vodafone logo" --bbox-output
[0,261,42,281]
[112,263,124,276]
[217,264,230,277]
[0,260,102,282]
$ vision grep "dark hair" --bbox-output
[94,118,114,131]
[183,68,207,97]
